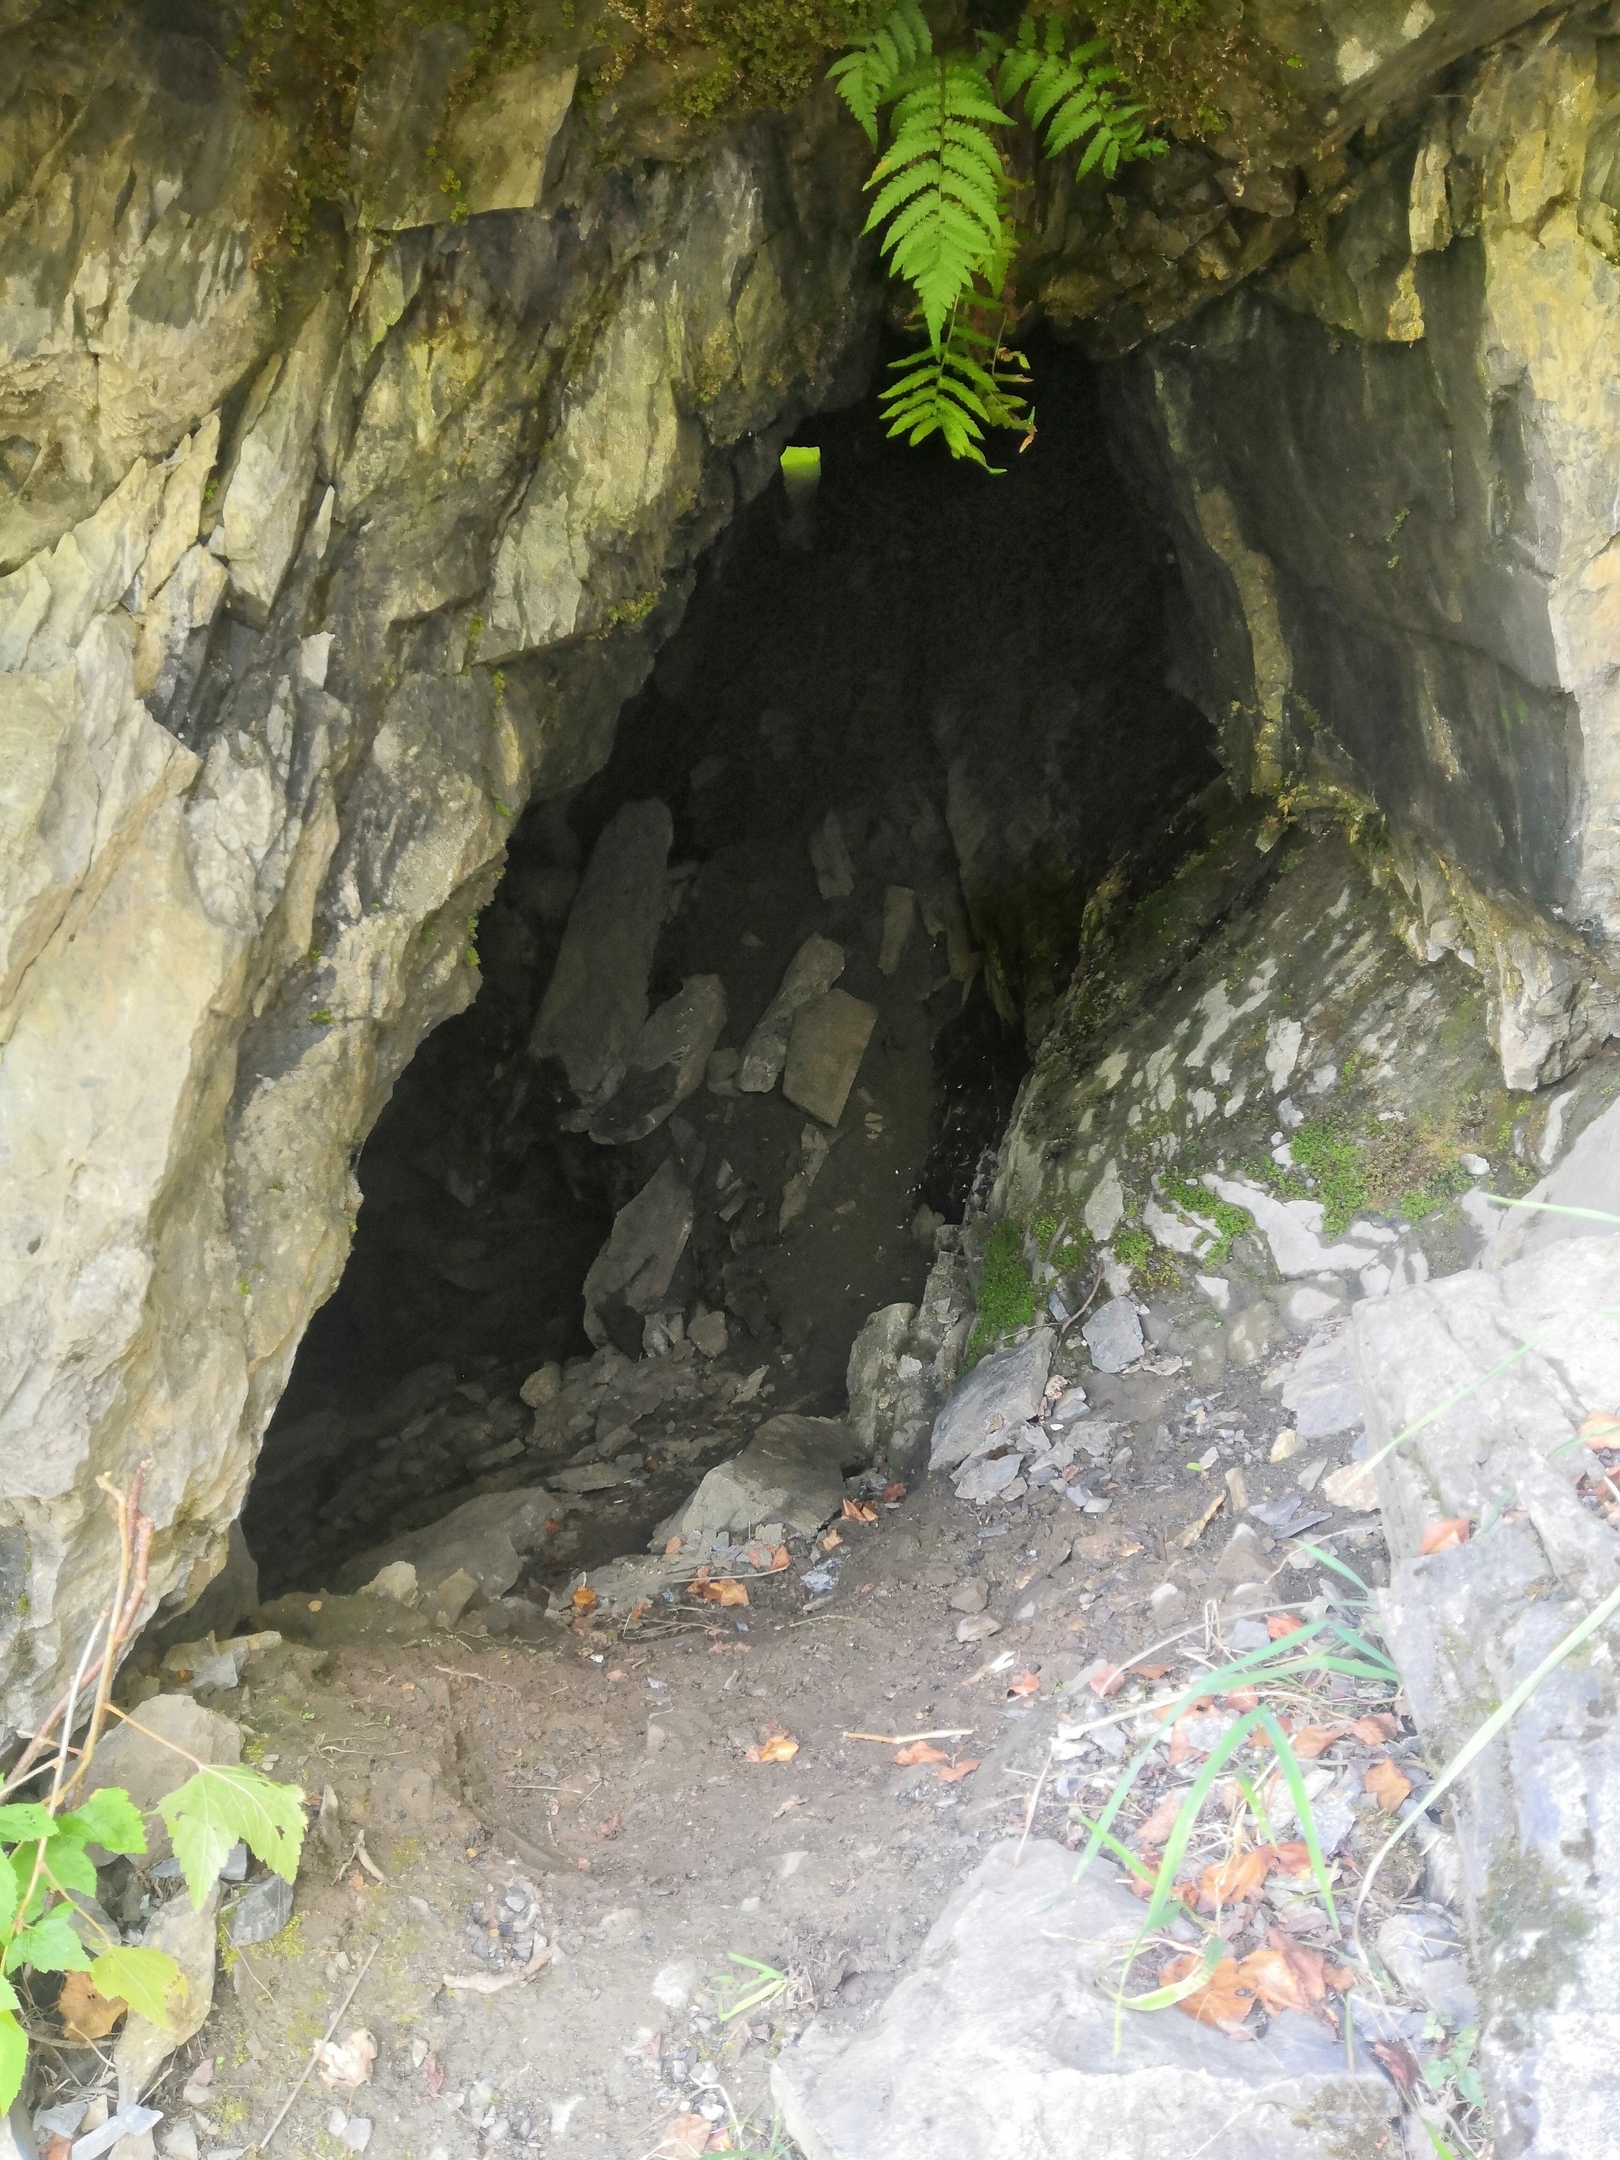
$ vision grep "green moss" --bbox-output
[1112,1227,1152,1269]
[1160,1176,1253,1265]
[1288,1119,1366,1236]
[964,1218,1036,1366]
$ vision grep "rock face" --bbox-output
[1119,12,1620,1089]
[0,8,879,1736]
[1358,1230,1620,2160]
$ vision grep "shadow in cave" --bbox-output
[245,333,1217,1599]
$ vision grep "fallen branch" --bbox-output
[442,1943,554,1994]
[842,1728,974,1745]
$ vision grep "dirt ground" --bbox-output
[88,1335,1409,2160]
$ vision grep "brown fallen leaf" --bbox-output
[1419,1517,1471,1555]
[841,1499,878,1523]
[1364,1757,1413,1812]
[626,1599,652,1625]
[1006,1671,1040,1698]
[1088,1663,1126,1699]
[656,2114,714,2159]
[1162,1952,1256,2030]
[1290,1723,1348,1759]
[770,1545,791,1572]
[893,1741,949,1766]
[1267,1612,1304,1639]
[1224,1684,1259,1711]
[1166,1697,1218,1768]
[746,1733,800,1764]
[1198,1848,1271,1907]
[571,1585,598,1615]
[57,1970,126,2042]
[880,1482,908,1502]
[423,2052,444,2100]
[1260,1840,1313,1876]
[664,1536,683,1556]
[820,1529,843,1552]
[1370,2037,1422,2100]
[1348,1713,1398,1745]
[1236,1945,1316,2016]
[1134,1793,1186,1848]
[42,2136,71,2160]
[314,2028,378,2092]
[1129,1661,1172,1680]
[1579,1409,1620,1447]
[692,1576,750,1607]
[937,1758,980,1783]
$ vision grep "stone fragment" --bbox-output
[1376,1912,1477,2026]
[771,1840,1396,2159]
[1320,1459,1378,1511]
[588,974,727,1143]
[779,1123,833,1228]
[582,1159,694,1349]
[654,1415,852,1543]
[1213,1522,1269,1583]
[228,1872,295,1947]
[706,1045,741,1094]
[947,1579,987,1614]
[1205,1175,1394,1278]
[738,936,844,1092]
[688,1309,728,1358]
[339,1487,559,1600]
[362,1561,418,1605]
[1081,1297,1143,1374]
[428,1565,481,1625]
[810,810,856,898]
[929,1330,1053,1474]
[1283,1283,1347,1329]
[114,1882,222,2104]
[954,1613,1002,1643]
[551,1462,635,1492]
[952,1451,1025,1504]
[1279,1336,1364,1438]
[878,886,916,974]
[530,800,673,1101]
[520,1362,562,1409]
[783,989,877,1127]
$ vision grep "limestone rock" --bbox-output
[531,800,674,1102]
[1081,1297,1143,1374]
[655,1415,853,1544]
[1280,1336,1363,1439]
[581,1159,695,1350]
[783,988,876,1127]
[588,973,727,1143]
[929,1331,1053,1475]
[114,1883,222,2107]
[338,1487,560,1600]
[738,936,845,1092]
[771,1839,1396,2159]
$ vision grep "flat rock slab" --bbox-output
[739,935,844,1093]
[783,988,876,1127]
[530,798,672,1101]
[772,1839,1396,2160]
[588,973,726,1144]
[930,1330,1052,1474]
[655,1414,853,1542]
[1082,1295,1143,1373]
[338,1486,559,1598]
[582,1158,694,1349]
[1279,1334,1363,1438]
[1357,1231,1620,2159]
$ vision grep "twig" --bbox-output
[1057,1266,1106,1343]
[433,1666,519,1695]
[1013,1743,1056,1868]
[441,1943,553,1994]
[842,1728,974,1745]
[259,1942,379,2150]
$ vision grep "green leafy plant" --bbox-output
[829,2,1163,463]
[0,1473,306,2113]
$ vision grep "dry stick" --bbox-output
[260,1941,379,2151]
[842,1728,974,1745]
[433,1666,519,1695]
[1013,1742,1057,1869]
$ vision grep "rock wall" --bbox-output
[1115,11,1620,1090]
[0,6,879,1737]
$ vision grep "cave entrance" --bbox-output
[243,337,1217,1604]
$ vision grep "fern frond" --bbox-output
[827,0,933,147]
[996,14,1165,178]
[864,57,1013,345]
[878,299,1031,470]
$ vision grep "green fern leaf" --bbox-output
[827,0,932,145]
[878,299,1031,469]
[865,58,1013,345]
[997,15,1163,176]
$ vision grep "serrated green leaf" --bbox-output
[159,1765,305,1909]
[0,1804,56,1843]
[5,1907,93,1976]
[0,2010,24,2114]
[59,1786,147,1857]
[91,1947,187,2031]
[40,1834,98,1898]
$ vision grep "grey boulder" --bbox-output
[338,1486,559,1600]
[771,1839,1396,2160]
[929,1329,1053,1474]
[1082,1296,1144,1374]
[588,974,727,1143]
[655,1415,853,1543]
[1279,1334,1363,1439]
[738,936,844,1093]
[783,988,877,1128]
[582,1158,694,1348]
[529,799,673,1101]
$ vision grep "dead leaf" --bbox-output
[1129,1662,1172,1680]
[692,1576,750,1608]
[820,1529,843,1552]
[597,1814,621,1838]
[1235,1945,1315,2016]
[1290,1723,1347,1759]
[41,2138,70,2160]
[314,2028,378,2093]
[627,1599,652,1625]
[841,1499,878,1524]
[1198,1849,1271,1907]
[746,1733,800,1764]
[772,1795,806,1819]
[1088,1663,1126,1699]
[656,2112,714,2158]
[1266,1612,1304,1639]
[1370,2037,1422,2099]
[606,1668,626,1682]
[1006,1671,1041,1698]
[1162,1952,1256,2029]
[1224,1685,1259,1711]
[1348,1714,1398,1745]
[1419,1517,1470,1554]
[1134,1793,1186,1847]
[571,1586,598,1615]
[1579,1410,1620,1447]
[892,1742,949,1766]
[937,1758,980,1783]
[1260,1840,1313,1876]
[770,1545,791,1571]
[57,1970,126,2042]
[423,2053,444,2100]
[664,1536,683,1556]
[880,1482,908,1503]
[1364,1757,1413,1812]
